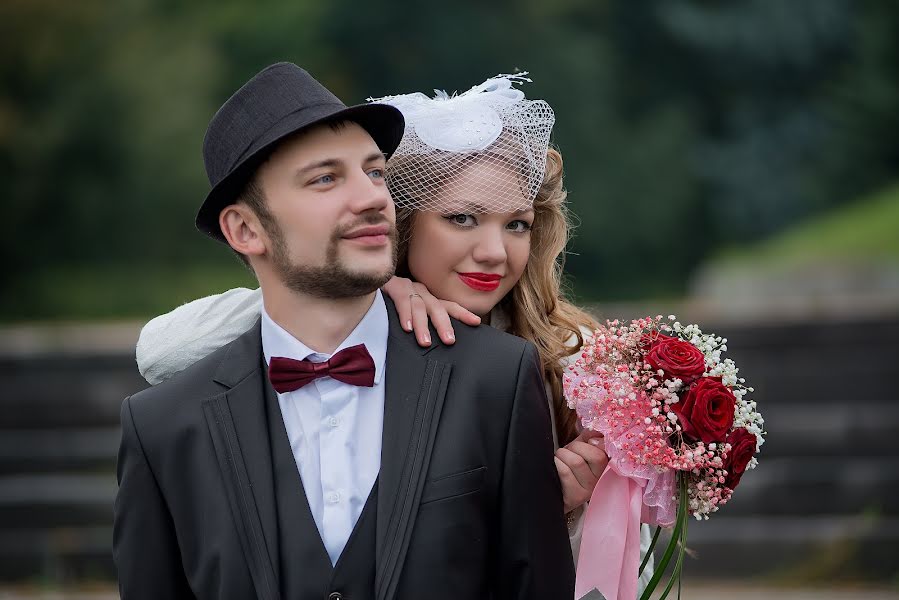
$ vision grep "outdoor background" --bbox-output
[1,0,897,597]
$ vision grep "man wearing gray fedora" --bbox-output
[113,63,574,600]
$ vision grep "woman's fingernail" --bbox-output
[446,332,455,342]
[589,438,602,446]
[406,320,412,331]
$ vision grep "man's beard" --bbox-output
[268,212,397,299]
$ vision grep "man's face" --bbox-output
[255,122,397,298]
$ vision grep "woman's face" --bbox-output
[405,163,534,318]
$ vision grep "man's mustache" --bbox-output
[333,212,397,240]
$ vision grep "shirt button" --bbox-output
[328,416,340,427]
[327,492,341,504]
[328,593,343,600]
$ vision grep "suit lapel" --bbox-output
[202,320,280,600]
[375,301,452,600]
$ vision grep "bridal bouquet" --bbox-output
[563,316,764,600]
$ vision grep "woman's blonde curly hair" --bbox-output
[394,148,597,445]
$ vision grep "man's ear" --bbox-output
[220,204,267,259]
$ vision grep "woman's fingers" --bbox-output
[425,298,457,345]
[554,455,591,513]
[555,439,609,513]
[408,290,432,347]
[442,301,482,327]
[381,276,416,332]
[380,276,481,347]
[555,446,599,491]
[574,428,605,445]
[565,441,609,481]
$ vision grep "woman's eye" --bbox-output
[368,168,384,179]
[507,219,532,233]
[313,174,335,185]
[444,214,477,227]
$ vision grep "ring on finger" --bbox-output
[409,293,423,300]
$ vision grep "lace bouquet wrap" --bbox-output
[370,73,555,213]
[564,316,765,600]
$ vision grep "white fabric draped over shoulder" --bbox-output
[137,287,263,385]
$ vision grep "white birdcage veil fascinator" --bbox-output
[368,73,555,213]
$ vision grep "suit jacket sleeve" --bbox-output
[496,343,575,599]
[113,396,193,599]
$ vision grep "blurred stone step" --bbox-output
[671,514,899,579]
[0,474,115,530]
[719,457,899,516]
[0,525,114,581]
[755,404,899,457]
[0,356,146,428]
[711,319,899,408]
[0,429,119,475]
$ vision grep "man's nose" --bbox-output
[348,170,391,214]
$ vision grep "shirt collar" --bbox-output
[261,290,388,385]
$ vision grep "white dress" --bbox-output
[136,286,656,596]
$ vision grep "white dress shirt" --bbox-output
[261,291,387,566]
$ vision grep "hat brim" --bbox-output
[196,102,404,242]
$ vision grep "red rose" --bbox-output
[640,332,676,349]
[645,336,705,383]
[723,428,757,490]
[671,377,736,444]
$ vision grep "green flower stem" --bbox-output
[639,525,663,576]
[638,473,689,600]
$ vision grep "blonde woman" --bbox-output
[137,75,654,597]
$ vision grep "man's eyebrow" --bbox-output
[294,152,386,180]
[364,151,387,163]
[294,158,340,179]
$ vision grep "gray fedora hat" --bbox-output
[196,62,405,242]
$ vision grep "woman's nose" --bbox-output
[471,226,508,265]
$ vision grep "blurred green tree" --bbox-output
[1,0,895,319]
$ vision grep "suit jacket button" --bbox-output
[328,593,343,600]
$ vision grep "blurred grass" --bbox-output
[1,262,255,322]
[712,182,899,270]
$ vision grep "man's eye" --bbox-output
[444,214,477,227]
[313,174,335,185]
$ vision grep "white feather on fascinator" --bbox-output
[369,73,555,214]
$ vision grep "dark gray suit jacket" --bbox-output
[113,300,575,599]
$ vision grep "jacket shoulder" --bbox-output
[441,318,538,379]
[124,332,250,428]
[453,318,532,355]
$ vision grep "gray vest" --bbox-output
[265,383,378,600]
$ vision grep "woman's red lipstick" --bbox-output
[458,272,502,292]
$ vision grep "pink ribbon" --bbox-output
[575,467,645,600]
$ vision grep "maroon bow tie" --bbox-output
[268,343,376,393]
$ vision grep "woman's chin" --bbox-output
[455,294,500,320]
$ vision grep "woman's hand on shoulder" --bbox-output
[382,276,481,347]
[554,429,608,514]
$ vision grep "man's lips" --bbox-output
[458,272,502,292]
[342,225,390,246]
